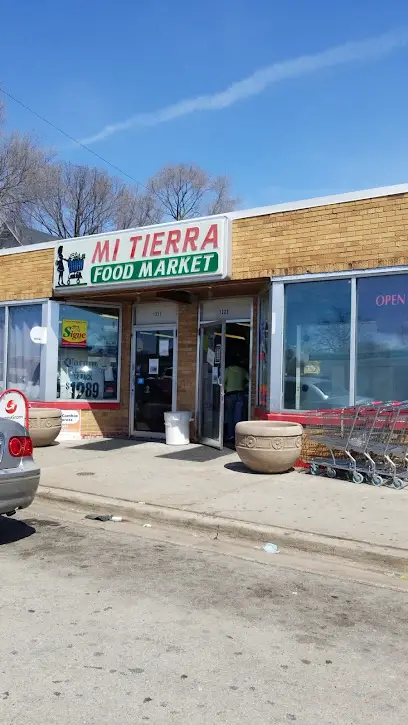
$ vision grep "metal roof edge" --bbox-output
[226,183,408,221]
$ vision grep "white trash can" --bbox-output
[164,411,191,445]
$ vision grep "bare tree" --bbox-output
[113,185,163,230]
[207,175,240,215]
[147,163,239,220]
[28,161,127,238]
[0,107,51,226]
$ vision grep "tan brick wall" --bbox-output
[231,193,408,279]
[0,249,54,300]
[3,191,408,439]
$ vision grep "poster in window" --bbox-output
[61,319,88,348]
[149,358,159,375]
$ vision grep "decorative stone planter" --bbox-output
[235,420,303,473]
[29,408,62,447]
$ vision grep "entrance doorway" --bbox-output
[131,326,177,436]
[198,320,251,448]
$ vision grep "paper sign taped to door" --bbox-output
[159,339,169,357]
[206,348,215,367]
[149,358,159,375]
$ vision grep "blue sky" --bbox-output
[2,0,408,208]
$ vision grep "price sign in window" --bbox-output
[57,305,120,401]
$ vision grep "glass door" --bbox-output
[198,323,225,448]
[132,327,176,435]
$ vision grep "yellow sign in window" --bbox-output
[61,319,88,348]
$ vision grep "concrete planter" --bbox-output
[29,408,62,447]
[235,420,303,473]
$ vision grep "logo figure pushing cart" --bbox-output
[56,245,85,286]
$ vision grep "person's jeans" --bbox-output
[225,392,245,440]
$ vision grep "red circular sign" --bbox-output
[5,400,17,415]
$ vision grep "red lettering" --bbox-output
[376,293,406,307]
[150,231,165,256]
[112,238,120,261]
[182,226,199,252]
[201,223,218,250]
[142,234,150,257]
[165,229,181,255]
[129,235,143,259]
[92,240,110,263]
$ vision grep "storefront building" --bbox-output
[1,182,408,449]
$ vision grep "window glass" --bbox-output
[284,280,351,409]
[357,275,408,402]
[257,292,269,407]
[57,305,120,401]
[0,308,4,391]
[6,305,42,400]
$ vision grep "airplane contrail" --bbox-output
[80,29,408,145]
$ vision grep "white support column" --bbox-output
[349,277,357,405]
[269,281,285,411]
[40,300,59,402]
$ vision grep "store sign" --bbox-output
[0,389,29,429]
[58,410,81,440]
[53,217,231,291]
[61,319,88,348]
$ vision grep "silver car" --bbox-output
[0,418,40,516]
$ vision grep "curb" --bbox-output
[37,485,408,572]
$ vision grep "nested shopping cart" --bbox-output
[303,402,408,487]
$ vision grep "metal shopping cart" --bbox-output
[67,255,84,285]
[305,402,408,487]
[303,405,374,484]
[360,401,408,488]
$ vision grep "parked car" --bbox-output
[284,376,374,409]
[0,418,40,516]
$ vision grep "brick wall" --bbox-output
[231,193,408,279]
[0,249,54,300]
[2,191,408,439]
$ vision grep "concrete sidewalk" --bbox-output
[34,438,408,568]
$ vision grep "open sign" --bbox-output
[376,294,406,307]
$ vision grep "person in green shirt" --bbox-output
[224,355,249,442]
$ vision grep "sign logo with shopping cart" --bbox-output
[52,218,231,292]
[61,319,88,348]
[55,245,87,287]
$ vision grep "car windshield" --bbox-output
[307,379,348,397]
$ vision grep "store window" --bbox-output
[357,275,408,402]
[284,280,351,409]
[257,292,270,407]
[57,305,120,401]
[6,305,42,400]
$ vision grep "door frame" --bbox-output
[129,323,178,438]
[196,312,253,448]
[197,321,226,449]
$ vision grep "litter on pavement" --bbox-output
[85,514,123,522]
[263,542,280,554]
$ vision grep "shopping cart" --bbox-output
[303,405,374,484]
[67,255,84,285]
[304,402,408,487]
